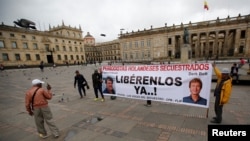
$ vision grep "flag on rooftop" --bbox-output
[204,0,209,10]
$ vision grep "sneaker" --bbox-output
[39,134,48,139]
[54,134,59,138]
[94,98,98,101]
[101,99,105,102]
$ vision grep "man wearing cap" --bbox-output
[25,79,59,138]
[211,64,232,123]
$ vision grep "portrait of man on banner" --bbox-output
[183,77,207,105]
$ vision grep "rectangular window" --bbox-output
[70,55,74,60]
[147,40,151,47]
[12,41,17,48]
[45,44,49,51]
[33,43,38,50]
[35,54,40,60]
[22,35,26,38]
[141,41,144,48]
[168,38,172,45]
[75,47,78,52]
[57,55,61,60]
[135,52,138,59]
[63,46,66,51]
[148,51,150,57]
[135,41,138,48]
[129,42,132,49]
[2,53,9,61]
[15,54,21,61]
[69,47,72,51]
[10,33,15,37]
[240,30,246,39]
[32,36,36,40]
[26,54,31,60]
[0,40,4,48]
[56,45,59,51]
[23,42,28,49]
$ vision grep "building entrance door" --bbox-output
[47,55,54,63]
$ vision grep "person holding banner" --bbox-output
[103,76,116,100]
[183,78,207,105]
[211,64,232,123]
[92,69,105,102]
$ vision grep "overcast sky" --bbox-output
[0,0,249,42]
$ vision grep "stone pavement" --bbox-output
[0,63,249,141]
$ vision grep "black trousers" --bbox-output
[231,73,239,81]
[146,100,151,105]
[94,85,104,99]
[214,95,223,122]
[78,84,86,97]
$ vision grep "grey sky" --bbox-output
[0,0,249,42]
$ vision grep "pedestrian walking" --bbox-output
[74,70,89,98]
[39,61,44,72]
[25,79,59,139]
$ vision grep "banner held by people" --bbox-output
[102,63,212,108]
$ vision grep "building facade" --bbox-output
[0,22,85,67]
[119,14,250,62]
[1,14,249,67]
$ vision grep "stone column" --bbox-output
[205,32,209,57]
[223,30,229,56]
[196,33,200,58]
[246,27,250,57]
[214,31,219,56]
[234,29,241,56]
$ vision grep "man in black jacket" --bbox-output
[230,63,239,83]
[74,70,88,98]
[92,69,105,101]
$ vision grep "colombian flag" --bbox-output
[204,0,209,10]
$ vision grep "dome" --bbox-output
[84,32,94,38]
[83,32,95,45]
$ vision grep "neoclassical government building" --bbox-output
[0,14,249,67]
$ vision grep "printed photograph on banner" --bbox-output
[102,75,116,96]
[182,77,207,106]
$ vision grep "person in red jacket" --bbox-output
[25,79,59,138]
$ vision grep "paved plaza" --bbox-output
[0,62,249,141]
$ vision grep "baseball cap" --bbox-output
[32,79,44,85]
[221,68,230,74]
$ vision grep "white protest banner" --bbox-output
[102,63,212,108]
